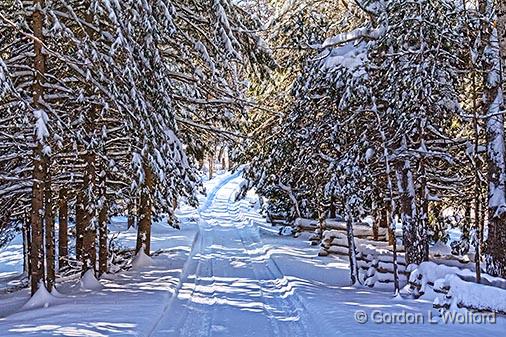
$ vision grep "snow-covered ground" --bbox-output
[0,172,504,336]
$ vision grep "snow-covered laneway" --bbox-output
[0,172,504,337]
[149,172,312,337]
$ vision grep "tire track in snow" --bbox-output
[224,177,316,336]
[150,171,312,337]
[147,172,241,337]
[234,206,310,337]
[213,174,310,337]
[177,172,243,337]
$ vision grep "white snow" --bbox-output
[434,274,506,313]
[131,246,154,270]
[33,109,49,142]
[0,173,504,336]
[80,270,104,291]
[321,26,384,49]
[321,42,368,74]
[21,283,57,310]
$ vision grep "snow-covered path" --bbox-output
[150,172,311,337]
[0,171,504,336]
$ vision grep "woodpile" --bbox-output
[432,275,506,315]
[358,252,409,288]
[316,227,408,288]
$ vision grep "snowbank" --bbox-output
[434,274,506,314]
[22,283,58,310]
[407,261,506,314]
[131,247,154,270]
[80,270,104,291]
[408,261,474,296]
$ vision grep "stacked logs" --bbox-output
[317,228,408,288]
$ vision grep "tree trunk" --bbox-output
[44,164,55,291]
[30,0,47,295]
[396,159,427,265]
[390,211,400,294]
[372,206,380,241]
[98,204,108,275]
[81,149,97,274]
[379,208,388,241]
[471,70,483,283]
[329,196,336,219]
[345,214,359,285]
[497,0,506,77]
[376,111,400,293]
[75,190,84,261]
[58,188,68,270]
[317,203,325,241]
[136,161,154,255]
[373,207,388,242]
[127,199,136,229]
[98,167,108,276]
[480,0,506,278]
[22,211,31,276]
[387,223,395,246]
[172,197,178,212]
[208,154,214,180]
[418,159,430,261]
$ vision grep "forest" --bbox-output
[0,1,505,337]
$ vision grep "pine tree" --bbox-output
[30,0,50,295]
[479,0,506,278]
[369,0,466,265]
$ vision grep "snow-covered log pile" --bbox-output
[293,218,319,233]
[433,275,506,314]
[295,218,387,245]
[358,248,408,288]
[317,229,349,255]
[317,229,408,288]
[405,261,506,314]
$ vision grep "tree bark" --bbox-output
[497,0,506,77]
[345,214,360,285]
[22,211,31,276]
[58,188,68,270]
[98,167,108,276]
[127,199,136,229]
[81,149,97,274]
[372,205,380,241]
[136,160,154,255]
[208,154,214,180]
[30,0,47,295]
[373,207,388,241]
[387,223,395,246]
[380,208,388,240]
[172,197,178,212]
[376,111,400,293]
[418,159,430,261]
[75,190,84,262]
[471,70,483,283]
[329,196,336,219]
[396,159,428,265]
[317,203,325,241]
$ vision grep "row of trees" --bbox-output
[239,0,506,281]
[0,0,269,295]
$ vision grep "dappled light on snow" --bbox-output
[0,172,505,336]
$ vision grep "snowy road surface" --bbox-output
[149,172,311,337]
[0,172,504,336]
